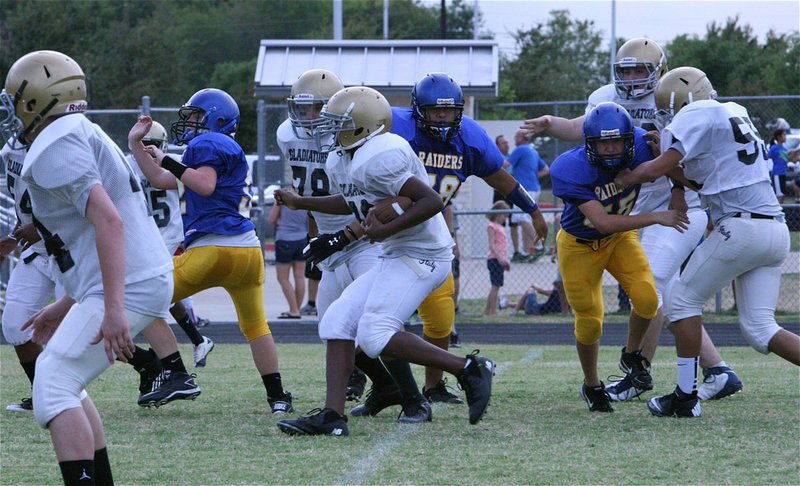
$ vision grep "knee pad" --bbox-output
[1,304,34,346]
[419,275,455,339]
[240,320,271,341]
[574,316,603,345]
[318,298,359,341]
[739,318,781,355]
[33,353,87,428]
[628,282,659,320]
[665,280,705,323]
[355,313,402,358]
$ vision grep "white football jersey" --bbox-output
[663,100,782,222]
[587,83,700,214]
[1,143,46,256]
[21,115,173,305]
[277,118,368,269]
[331,133,453,260]
[128,154,184,250]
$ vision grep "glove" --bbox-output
[303,230,351,266]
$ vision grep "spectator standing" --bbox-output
[768,128,790,203]
[268,201,309,318]
[485,201,511,315]
[508,130,549,260]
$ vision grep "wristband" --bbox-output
[162,156,188,179]
[671,184,685,191]
[391,202,405,216]
[505,182,539,213]
[345,225,358,240]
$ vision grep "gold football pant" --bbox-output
[172,245,270,341]
[417,272,456,339]
[557,229,657,345]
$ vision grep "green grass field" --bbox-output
[2,344,798,485]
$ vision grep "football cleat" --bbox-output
[350,384,404,417]
[137,360,164,395]
[268,391,294,415]
[697,366,743,400]
[580,382,614,412]
[648,388,701,417]
[456,350,495,424]
[449,331,462,349]
[398,398,433,424]
[620,348,653,391]
[193,336,215,368]
[423,378,464,404]
[605,373,649,402]
[138,371,201,408]
[194,317,211,328]
[345,370,367,401]
[6,397,33,412]
[277,408,348,437]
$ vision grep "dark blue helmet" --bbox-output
[583,102,635,172]
[171,88,240,145]
[411,72,464,142]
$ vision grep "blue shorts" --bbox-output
[487,258,504,287]
[275,238,306,264]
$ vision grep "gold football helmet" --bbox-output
[614,38,668,99]
[0,50,86,148]
[142,121,169,151]
[316,86,392,153]
[655,67,716,123]
[288,69,344,138]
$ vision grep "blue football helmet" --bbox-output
[411,72,464,142]
[583,102,635,172]
[171,88,239,145]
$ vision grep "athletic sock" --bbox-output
[160,352,187,374]
[93,447,114,486]
[21,360,36,384]
[128,346,156,370]
[708,360,728,369]
[383,359,423,401]
[59,459,94,485]
[176,314,204,346]
[677,356,699,395]
[261,372,286,398]
[354,353,396,389]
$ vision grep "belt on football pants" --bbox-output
[732,212,775,220]
[575,237,604,251]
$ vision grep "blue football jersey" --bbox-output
[179,132,255,246]
[552,128,653,240]
[390,107,504,204]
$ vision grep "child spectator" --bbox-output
[268,202,309,318]
[485,201,511,315]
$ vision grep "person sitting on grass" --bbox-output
[512,276,571,316]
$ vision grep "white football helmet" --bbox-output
[0,50,87,148]
[655,67,717,124]
[142,121,169,151]
[315,86,392,153]
[288,69,344,139]
[613,38,668,100]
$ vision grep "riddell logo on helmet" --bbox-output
[67,102,87,112]
[436,98,456,105]
[600,129,621,137]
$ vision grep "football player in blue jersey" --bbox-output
[129,88,294,414]
[551,102,689,413]
[350,72,549,410]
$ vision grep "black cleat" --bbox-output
[580,382,614,412]
[423,378,464,404]
[268,391,294,415]
[648,388,701,417]
[6,397,33,412]
[137,361,164,396]
[277,408,348,436]
[350,384,403,417]
[456,350,495,424]
[620,348,653,392]
[137,371,201,408]
[346,370,367,402]
[398,398,432,424]
[449,332,462,349]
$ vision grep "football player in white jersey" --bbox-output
[520,38,742,402]
[0,50,199,484]
[0,142,64,412]
[129,121,215,368]
[617,67,800,417]
[275,87,495,436]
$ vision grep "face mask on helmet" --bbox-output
[1,50,87,149]
[313,86,391,154]
[288,69,344,140]
[583,102,635,172]
[412,72,465,142]
[171,88,239,145]
[613,38,668,100]
[141,121,169,151]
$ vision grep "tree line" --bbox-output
[1,1,797,151]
